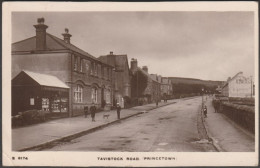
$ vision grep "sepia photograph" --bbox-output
[2,1,258,167]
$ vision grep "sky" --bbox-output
[12,12,255,81]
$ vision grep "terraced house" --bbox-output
[12,18,114,117]
[99,52,131,108]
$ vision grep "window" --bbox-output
[74,55,78,71]
[91,62,94,75]
[107,68,110,80]
[79,59,83,72]
[74,85,83,103]
[85,62,89,74]
[91,87,98,103]
[101,66,104,78]
[96,64,99,76]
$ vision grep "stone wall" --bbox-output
[220,102,255,134]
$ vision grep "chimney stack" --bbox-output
[34,17,48,50]
[62,28,72,44]
[142,66,148,73]
[130,58,138,72]
[110,51,113,55]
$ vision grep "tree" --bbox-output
[131,71,148,97]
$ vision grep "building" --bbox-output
[130,59,161,103]
[222,72,254,98]
[12,18,114,116]
[99,52,131,108]
[12,71,69,116]
[161,77,173,99]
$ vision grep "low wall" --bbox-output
[220,102,255,134]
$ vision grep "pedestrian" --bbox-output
[214,99,220,113]
[203,105,207,118]
[116,103,121,119]
[156,99,158,107]
[84,106,88,118]
[90,103,96,122]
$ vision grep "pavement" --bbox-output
[12,99,177,151]
[203,97,255,152]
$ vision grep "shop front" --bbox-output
[12,70,70,118]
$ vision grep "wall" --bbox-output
[71,53,113,116]
[229,75,252,97]
[12,53,71,82]
[220,102,255,134]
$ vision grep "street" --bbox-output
[45,97,217,152]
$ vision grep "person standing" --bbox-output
[116,103,121,119]
[90,103,96,122]
[203,105,207,118]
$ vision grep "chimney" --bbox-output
[142,66,148,73]
[34,18,48,50]
[130,58,138,72]
[110,51,113,55]
[62,28,72,44]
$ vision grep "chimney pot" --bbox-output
[142,66,148,73]
[62,28,72,44]
[110,51,113,55]
[131,58,138,72]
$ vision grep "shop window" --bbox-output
[42,98,49,111]
[74,84,83,103]
[91,87,98,103]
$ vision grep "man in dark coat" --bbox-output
[90,103,96,122]
[116,103,121,119]
[213,99,220,113]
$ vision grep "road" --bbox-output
[45,97,217,152]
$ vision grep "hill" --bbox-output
[168,77,224,87]
[168,77,224,95]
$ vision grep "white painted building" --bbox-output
[222,72,253,98]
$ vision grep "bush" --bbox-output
[19,109,46,125]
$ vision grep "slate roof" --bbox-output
[12,33,110,66]
[99,54,129,70]
[22,70,69,88]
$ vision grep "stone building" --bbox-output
[161,77,173,99]
[99,52,131,108]
[222,72,253,98]
[130,59,161,103]
[12,18,114,117]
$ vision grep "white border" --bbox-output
[2,2,259,166]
